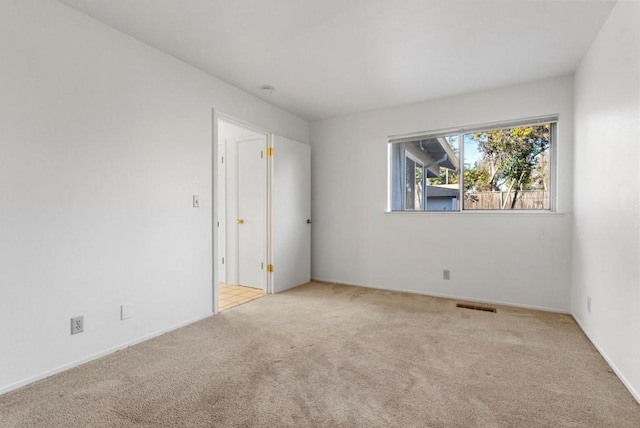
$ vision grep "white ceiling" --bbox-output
[56,0,615,121]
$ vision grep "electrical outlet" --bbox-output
[443,270,451,280]
[70,316,84,335]
[193,195,200,208]
[587,296,591,313]
[121,303,132,320]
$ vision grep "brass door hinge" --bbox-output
[267,264,274,273]
[267,147,274,157]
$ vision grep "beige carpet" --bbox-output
[1,282,639,427]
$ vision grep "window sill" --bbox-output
[384,210,565,217]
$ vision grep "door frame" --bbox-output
[212,110,272,314]
[217,141,226,284]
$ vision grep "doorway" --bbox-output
[217,119,267,311]
[214,113,312,313]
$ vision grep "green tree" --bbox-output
[466,124,550,209]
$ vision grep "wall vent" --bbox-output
[456,303,497,313]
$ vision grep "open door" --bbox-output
[270,135,311,293]
[237,136,268,291]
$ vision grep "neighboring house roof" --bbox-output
[419,138,459,171]
[426,185,459,198]
[396,136,459,178]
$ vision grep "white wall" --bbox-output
[572,1,640,401]
[0,0,308,394]
[310,76,574,312]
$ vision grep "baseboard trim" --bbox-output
[311,277,569,314]
[0,312,214,396]
[571,315,640,405]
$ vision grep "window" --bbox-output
[389,116,556,211]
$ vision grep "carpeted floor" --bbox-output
[1,282,639,427]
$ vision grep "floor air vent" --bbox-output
[456,303,497,313]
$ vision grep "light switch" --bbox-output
[193,195,200,208]
[121,303,132,320]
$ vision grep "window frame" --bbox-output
[387,115,558,213]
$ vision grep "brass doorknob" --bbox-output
[237,218,244,224]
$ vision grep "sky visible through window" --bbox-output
[463,134,482,166]
[443,134,482,166]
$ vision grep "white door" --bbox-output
[217,143,226,283]
[271,136,311,293]
[237,136,267,290]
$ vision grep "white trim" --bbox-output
[388,114,559,142]
[549,121,559,212]
[311,277,569,314]
[212,109,219,314]
[387,143,393,213]
[572,316,640,404]
[383,210,565,217]
[267,134,274,295]
[215,111,271,136]
[0,312,214,396]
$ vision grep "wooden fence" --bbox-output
[464,190,549,210]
